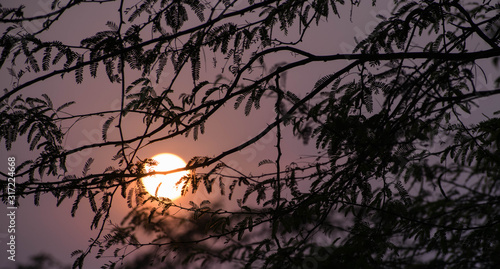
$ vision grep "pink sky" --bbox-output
[1,0,499,268]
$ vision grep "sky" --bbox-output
[0,0,499,268]
[0,1,319,267]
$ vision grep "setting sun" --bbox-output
[141,153,189,200]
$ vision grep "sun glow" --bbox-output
[141,153,188,200]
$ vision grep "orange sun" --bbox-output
[141,153,188,199]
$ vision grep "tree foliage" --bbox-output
[1,0,500,268]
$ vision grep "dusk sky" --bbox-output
[0,1,326,267]
[1,0,499,268]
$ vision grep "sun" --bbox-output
[141,153,189,200]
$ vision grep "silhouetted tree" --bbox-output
[1,0,500,268]
[16,253,70,269]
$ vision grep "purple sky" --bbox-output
[1,0,499,268]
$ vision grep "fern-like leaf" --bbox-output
[56,101,75,112]
[70,250,83,258]
[191,48,201,81]
[102,116,115,142]
[42,46,51,71]
[314,74,334,90]
[126,188,134,208]
[75,54,84,84]
[395,181,411,206]
[21,39,40,72]
[285,91,300,104]
[71,195,82,217]
[258,159,275,166]
[186,0,205,22]
[89,191,98,212]
[363,89,373,113]
[82,157,94,177]
[104,59,115,82]
[52,49,65,65]
[30,132,42,151]
[234,92,250,110]
[156,53,167,83]
[244,93,254,116]
[42,93,53,108]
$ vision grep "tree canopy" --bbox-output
[1,0,500,268]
